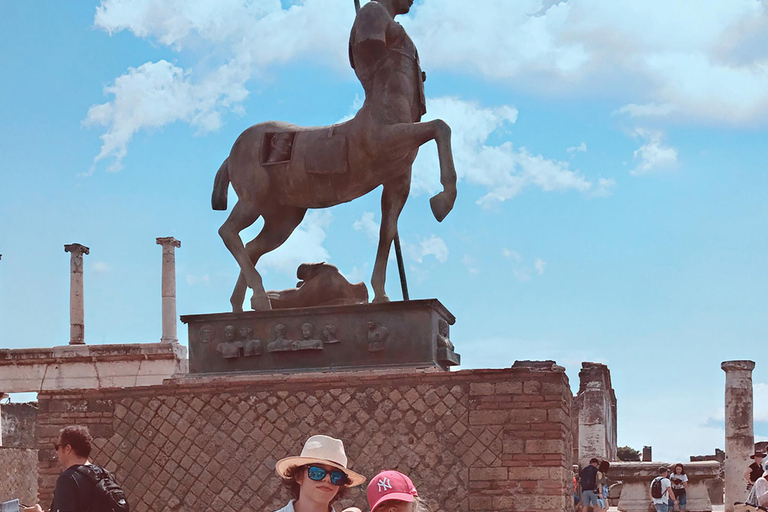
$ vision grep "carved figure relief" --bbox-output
[239,326,263,356]
[367,321,389,352]
[199,325,214,344]
[292,322,323,351]
[436,318,454,351]
[217,324,241,359]
[263,132,295,164]
[322,324,339,344]
[267,323,294,353]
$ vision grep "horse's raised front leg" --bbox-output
[230,206,307,311]
[372,174,411,303]
[218,201,272,311]
[379,119,457,221]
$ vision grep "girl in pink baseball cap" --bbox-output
[365,470,430,512]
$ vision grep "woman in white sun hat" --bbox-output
[274,434,367,512]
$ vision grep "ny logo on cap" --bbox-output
[377,477,392,492]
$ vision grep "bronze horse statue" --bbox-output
[212,0,457,312]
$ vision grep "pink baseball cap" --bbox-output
[367,470,419,511]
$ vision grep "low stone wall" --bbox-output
[37,363,574,512]
[610,461,721,512]
[0,448,38,504]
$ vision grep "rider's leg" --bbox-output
[230,206,307,311]
[372,173,411,303]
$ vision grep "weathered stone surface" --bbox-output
[182,299,459,374]
[0,448,37,504]
[214,0,457,312]
[611,461,719,512]
[156,237,181,343]
[64,243,89,345]
[0,343,188,393]
[37,365,573,512]
[1,402,38,448]
[572,362,617,466]
[721,360,755,512]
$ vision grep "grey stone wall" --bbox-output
[2,402,38,448]
[0,448,38,504]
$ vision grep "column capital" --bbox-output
[64,243,90,256]
[156,237,181,249]
[721,360,755,372]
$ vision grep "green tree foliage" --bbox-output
[617,446,641,461]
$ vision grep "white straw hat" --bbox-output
[275,435,366,487]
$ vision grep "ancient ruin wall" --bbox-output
[37,366,573,512]
[0,448,38,504]
[2,402,38,448]
[573,362,617,466]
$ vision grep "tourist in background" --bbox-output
[668,463,688,511]
[745,451,767,491]
[595,461,610,511]
[365,470,430,512]
[650,466,675,512]
[579,458,601,511]
[273,434,366,512]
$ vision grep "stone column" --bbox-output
[64,244,89,345]
[721,360,755,512]
[0,393,6,446]
[575,362,618,466]
[156,237,181,343]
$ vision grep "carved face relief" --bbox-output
[239,326,252,340]
[275,323,287,339]
[301,323,313,340]
[224,325,237,342]
[199,325,214,343]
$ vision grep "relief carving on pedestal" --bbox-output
[367,321,389,352]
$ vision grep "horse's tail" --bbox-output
[212,158,230,210]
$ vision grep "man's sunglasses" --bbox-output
[306,465,348,486]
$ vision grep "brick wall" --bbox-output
[37,365,573,512]
[0,448,38,504]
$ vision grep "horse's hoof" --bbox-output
[372,294,390,304]
[250,296,273,311]
[430,191,455,222]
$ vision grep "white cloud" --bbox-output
[260,210,333,275]
[83,60,248,171]
[631,129,678,175]
[410,0,768,125]
[412,96,609,206]
[461,255,480,275]
[92,261,110,273]
[340,264,369,285]
[86,0,768,172]
[352,211,379,244]
[503,248,545,282]
[615,103,677,118]
[406,235,449,264]
[186,274,210,286]
[567,142,587,154]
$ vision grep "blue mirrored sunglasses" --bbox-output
[306,465,349,486]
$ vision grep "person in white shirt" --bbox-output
[668,463,688,511]
[272,435,366,512]
[650,466,675,512]
[754,469,768,508]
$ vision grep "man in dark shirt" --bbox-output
[745,451,767,489]
[579,458,600,510]
[24,425,95,512]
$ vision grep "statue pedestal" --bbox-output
[181,299,460,375]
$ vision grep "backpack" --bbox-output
[76,465,130,512]
[651,477,663,499]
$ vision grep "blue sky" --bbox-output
[1,0,767,463]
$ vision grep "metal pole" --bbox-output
[393,233,409,301]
